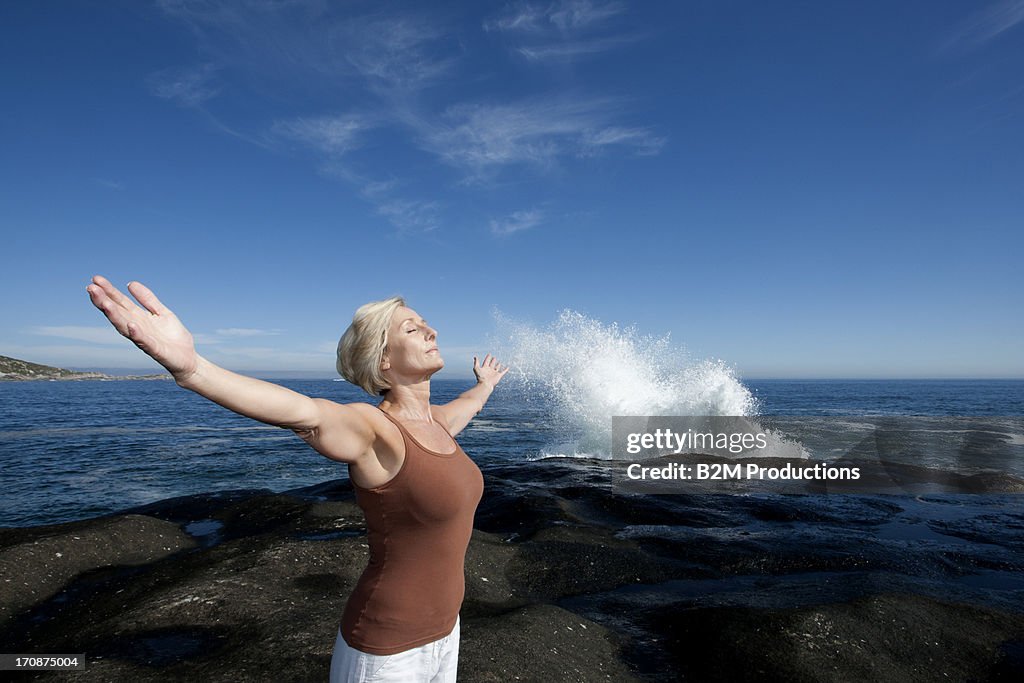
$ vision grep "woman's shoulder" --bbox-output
[342,401,396,435]
[343,400,381,410]
[310,400,385,434]
[338,400,383,422]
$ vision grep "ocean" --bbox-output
[0,377,1022,529]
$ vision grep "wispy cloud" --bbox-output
[157,0,458,97]
[93,178,125,191]
[359,178,398,197]
[156,0,345,78]
[28,326,123,345]
[145,60,273,147]
[149,0,659,233]
[485,0,624,33]
[205,344,333,365]
[484,4,545,33]
[27,325,283,347]
[318,164,443,235]
[941,0,1024,52]
[547,0,625,30]
[484,0,636,61]
[146,63,221,106]
[490,208,543,236]
[337,14,460,95]
[418,95,663,177]
[517,36,635,61]
[313,340,340,354]
[192,328,286,345]
[272,114,370,156]
[214,327,284,337]
[191,333,224,345]
[581,125,665,156]
[375,198,443,234]
[154,1,457,234]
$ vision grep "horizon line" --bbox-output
[64,367,1024,382]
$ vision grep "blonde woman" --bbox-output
[86,275,509,682]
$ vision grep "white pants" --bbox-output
[329,616,460,683]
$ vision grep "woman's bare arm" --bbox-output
[436,353,510,436]
[178,357,375,463]
[85,275,372,462]
[175,353,321,430]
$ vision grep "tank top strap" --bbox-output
[376,405,409,436]
[433,411,454,436]
[377,404,458,455]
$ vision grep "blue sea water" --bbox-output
[0,378,1022,528]
[746,378,1024,416]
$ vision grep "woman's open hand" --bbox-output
[473,353,510,389]
[86,275,199,382]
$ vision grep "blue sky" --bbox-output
[2,0,1022,379]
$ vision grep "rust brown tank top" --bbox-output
[340,405,484,655]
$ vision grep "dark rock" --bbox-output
[1,489,652,682]
[460,603,643,683]
[504,525,680,602]
[636,592,1024,683]
[0,515,195,627]
[2,474,1023,682]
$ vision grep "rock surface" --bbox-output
[0,488,644,682]
[1,473,1022,682]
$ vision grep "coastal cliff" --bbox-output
[0,355,171,382]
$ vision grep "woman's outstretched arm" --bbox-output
[85,275,370,460]
[436,353,510,436]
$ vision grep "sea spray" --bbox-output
[487,308,762,459]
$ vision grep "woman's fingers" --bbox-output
[90,275,137,313]
[87,284,130,334]
[87,276,173,328]
[127,281,168,316]
[89,275,167,318]
[125,321,149,351]
[475,354,508,369]
[87,276,148,341]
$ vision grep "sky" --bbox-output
[2,0,1022,380]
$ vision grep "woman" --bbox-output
[85,275,509,682]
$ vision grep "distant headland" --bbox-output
[0,355,171,381]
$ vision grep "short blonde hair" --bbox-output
[337,295,406,397]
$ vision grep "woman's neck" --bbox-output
[380,383,432,422]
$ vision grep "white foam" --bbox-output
[528,451,603,461]
[488,308,760,459]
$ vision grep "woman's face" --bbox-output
[381,306,444,379]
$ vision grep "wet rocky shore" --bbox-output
[2,456,1024,681]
